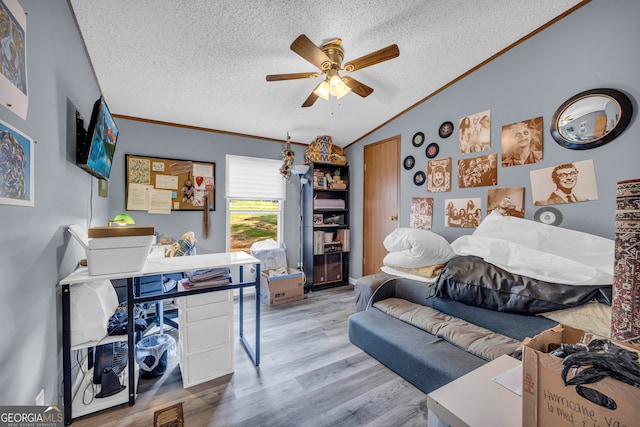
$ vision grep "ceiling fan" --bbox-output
[266,34,400,107]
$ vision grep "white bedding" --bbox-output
[450,215,614,286]
[382,227,455,268]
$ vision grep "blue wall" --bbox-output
[346,0,640,278]
[0,0,637,408]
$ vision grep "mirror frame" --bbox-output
[550,88,633,150]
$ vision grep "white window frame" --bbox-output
[225,155,286,252]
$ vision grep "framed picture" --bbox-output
[0,119,34,207]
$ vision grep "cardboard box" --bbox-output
[522,324,640,427]
[260,268,304,306]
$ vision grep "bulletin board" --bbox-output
[125,154,215,212]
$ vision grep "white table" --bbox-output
[59,252,261,425]
[427,355,522,427]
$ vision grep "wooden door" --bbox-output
[363,135,400,276]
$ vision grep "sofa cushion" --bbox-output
[374,298,520,361]
[348,308,487,394]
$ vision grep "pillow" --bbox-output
[539,302,611,338]
[383,228,454,268]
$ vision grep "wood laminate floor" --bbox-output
[70,286,429,426]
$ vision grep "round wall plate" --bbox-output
[412,132,425,147]
[403,155,415,170]
[413,171,426,186]
[439,121,454,138]
[425,142,439,159]
[534,207,563,226]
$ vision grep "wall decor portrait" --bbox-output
[410,197,433,230]
[457,153,497,188]
[427,157,451,193]
[445,197,482,228]
[530,159,598,206]
[0,118,34,206]
[0,0,28,119]
[487,187,525,218]
[501,116,543,167]
[459,109,490,154]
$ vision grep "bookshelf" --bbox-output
[302,162,350,290]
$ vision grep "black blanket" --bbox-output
[435,255,611,314]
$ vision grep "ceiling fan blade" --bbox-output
[266,72,320,82]
[342,76,374,98]
[301,91,319,108]
[343,44,399,72]
[290,34,333,71]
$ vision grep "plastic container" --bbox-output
[135,334,176,378]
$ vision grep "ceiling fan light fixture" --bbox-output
[313,80,330,100]
[335,78,351,99]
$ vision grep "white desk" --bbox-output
[427,355,522,427]
[59,252,261,425]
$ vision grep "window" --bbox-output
[225,155,286,253]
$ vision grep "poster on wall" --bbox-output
[459,109,490,154]
[457,153,497,188]
[410,197,433,230]
[445,198,481,228]
[0,118,34,206]
[0,0,29,119]
[487,187,525,218]
[427,157,451,193]
[501,116,543,167]
[530,159,598,206]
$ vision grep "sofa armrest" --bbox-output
[354,272,395,311]
[369,277,436,309]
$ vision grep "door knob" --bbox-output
[389,215,398,221]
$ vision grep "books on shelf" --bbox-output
[314,229,350,254]
[335,229,350,252]
[314,231,325,255]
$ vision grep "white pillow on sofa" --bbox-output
[383,228,454,268]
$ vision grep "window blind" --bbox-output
[225,155,286,200]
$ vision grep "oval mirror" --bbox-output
[550,88,633,150]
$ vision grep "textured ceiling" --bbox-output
[68,0,584,147]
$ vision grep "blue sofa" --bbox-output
[347,277,558,394]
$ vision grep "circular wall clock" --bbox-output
[425,142,439,159]
[439,121,454,138]
[412,132,425,147]
[403,155,415,170]
[534,207,563,226]
[413,171,426,186]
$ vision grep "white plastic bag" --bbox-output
[70,280,119,347]
[250,238,287,272]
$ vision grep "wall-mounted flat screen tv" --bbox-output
[76,96,119,180]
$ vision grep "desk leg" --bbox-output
[238,264,260,366]
[62,284,72,426]
[127,277,135,406]
[255,263,260,365]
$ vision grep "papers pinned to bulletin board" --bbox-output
[125,154,215,212]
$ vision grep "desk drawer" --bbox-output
[182,289,231,308]
[181,299,231,323]
[181,345,233,388]
[182,316,232,354]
